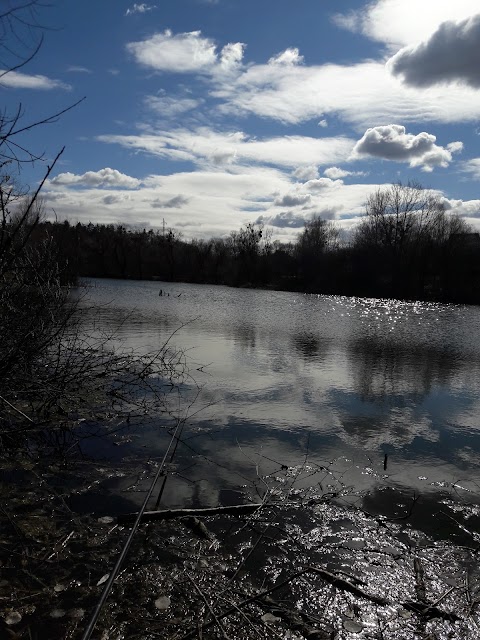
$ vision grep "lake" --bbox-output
[79,278,480,535]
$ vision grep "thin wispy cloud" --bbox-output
[0,70,70,90]
[98,127,355,169]
[145,95,202,118]
[214,59,480,128]
[461,158,480,180]
[324,167,365,179]
[67,65,92,74]
[125,3,157,17]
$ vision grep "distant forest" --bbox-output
[41,183,480,304]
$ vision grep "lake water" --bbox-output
[79,278,480,534]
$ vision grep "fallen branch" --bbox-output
[117,503,263,524]
[181,564,387,639]
[402,600,460,622]
[305,566,388,606]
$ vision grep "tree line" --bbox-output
[38,181,480,304]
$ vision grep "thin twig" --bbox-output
[186,572,231,640]
[0,393,34,422]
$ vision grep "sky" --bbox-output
[2,0,480,242]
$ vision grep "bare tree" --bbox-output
[354,181,447,253]
[297,215,339,255]
[353,181,472,298]
[0,1,85,426]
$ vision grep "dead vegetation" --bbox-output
[1,421,480,639]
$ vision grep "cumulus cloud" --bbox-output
[51,168,141,189]
[304,178,343,191]
[151,195,190,208]
[389,14,480,89]
[259,211,308,228]
[318,119,328,128]
[268,48,304,66]
[274,193,311,207]
[0,70,69,90]
[126,30,244,74]
[145,95,202,117]
[127,30,216,72]
[352,125,462,171]
[125,3,156,16]
[443,198,480,219]
[324,167,365,179]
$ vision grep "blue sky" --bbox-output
[3,0,480,241]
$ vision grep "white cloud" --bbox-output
[125,3,156,16]
[0,70,69,90]
[461,158,480,180]
[268,48,304,66]
[447,141,464,154]
[126,28,480,129]
[98,127,355,169]
[51,168,141,189]
[351,124,461,171]
[318,119,328,128]
[331,11,361,33]
[389,14,480,89]
[324,167,365,179]
[45,159,389,242]
[145,95,202,117]
[304,177,343,192]
[332,0,480,47]
[220,42,245,71]
[126,30,244,75]
[67,65,92,73]
[214,59,480,129]
[443,198,480,219]
[293,165,319,181]
[46,164,292,238]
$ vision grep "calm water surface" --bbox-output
[79,278,480,530]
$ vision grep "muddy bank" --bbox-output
[1,428,480,640]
